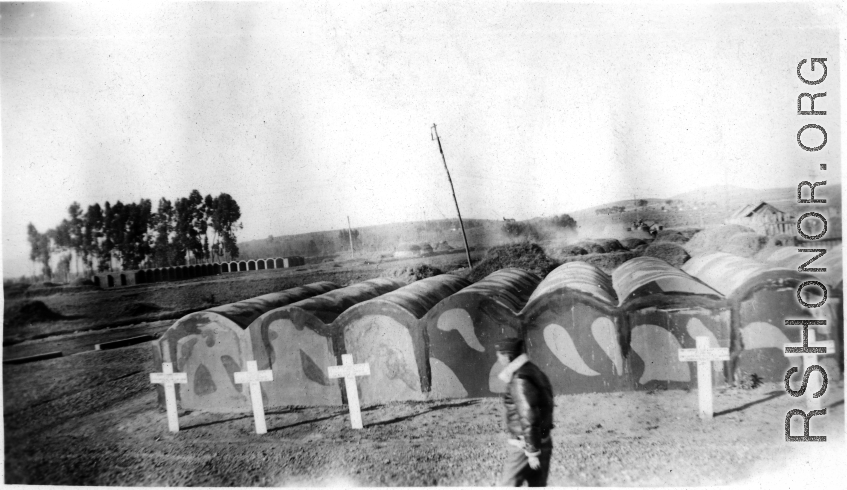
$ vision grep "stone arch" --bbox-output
[93,276,101,288]
[257,259,266,270]
[119,274,127,286]
[153,268,162,282]
[238,261,247,272]
[275,258,284,268]
[266,258,276,269]
[107,275,114,287]
[248,260,257,271]
[221,263,229,273]
[137,270,146,283]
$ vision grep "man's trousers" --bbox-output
[498,438,553,487]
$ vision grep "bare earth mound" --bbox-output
[655,228,700,244]
[719,232,769,258]
[119,302,168,317]
[468,242,557,282]
[619,238,648,250]
[655,231,689,244]
[3,300,65,327]
[559,250,641,274]
[684,224,754,257]
[381,264,443,283]
[558,245,589,256]
[642,242,691,267]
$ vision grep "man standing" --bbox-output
[495,337,555,487]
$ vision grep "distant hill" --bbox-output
[671,183,840,210]
[568,198,667,216]
[670,185,803,206]
[239,218,504,260]
[670,185,753,203]
[239,183,841,259]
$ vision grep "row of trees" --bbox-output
[27,190,242,278]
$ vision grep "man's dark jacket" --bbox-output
[500,354,555,455]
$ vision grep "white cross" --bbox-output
[150,362,188,432]
[234,360,274,434]
[678,336,730,420]
[327,354,371,429]
[784,328,835,409]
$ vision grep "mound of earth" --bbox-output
[642,242,691,267]
[684,225,754,257]
[620,238,648,250]
[655,230,690,244]
[558,245,588,256]
[25,282,63,293]
[70,277,95,287]
[382,264,444,283]
[468,242,558,282]
[561,239,626,255]
[591,238,626,253]
[655,228,700,244]
[657,233,689,244]
[574,241,607,254]
[433,241,453,251]
[718,232,769,258]
[3,300,64,327]
[559,250,641,275]
[120,302,167,317]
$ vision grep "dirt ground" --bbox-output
[4,253,846,486]
[2,251,479,349]
[3,339,844,486]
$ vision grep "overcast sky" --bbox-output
[1,1,841,278]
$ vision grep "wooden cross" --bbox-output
[784,328,835,409]
[234,360,273,434]
[678,336,729,420]
[150,362,188,432]
[327,354,371,429]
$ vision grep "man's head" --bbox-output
[495,337,524,365]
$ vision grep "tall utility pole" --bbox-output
[347,216,355,257]
[431,124,473,271]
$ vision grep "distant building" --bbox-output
[725,202,792,236]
